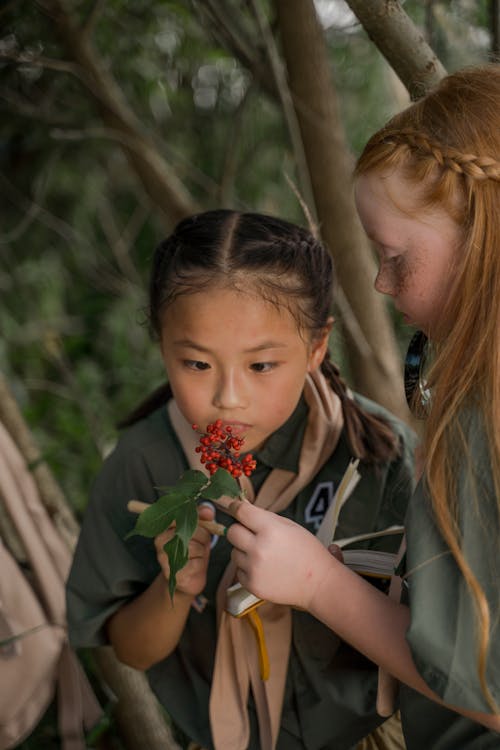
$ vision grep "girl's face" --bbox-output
[354,169,463,337]
[160,287,329,452]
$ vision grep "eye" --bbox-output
[250,362,277,373]
[183,359,210,371]
[380,253,403,269]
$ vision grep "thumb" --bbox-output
[226,496,262,530]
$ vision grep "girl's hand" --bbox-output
[154,504,214,598]
[226,501,335,610]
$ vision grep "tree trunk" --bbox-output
[96,647,181,750]
[344,0,447,99]
[39,0,198,228]
[0,372,181,750]
[275,0,410,422]
[491,0,500,61]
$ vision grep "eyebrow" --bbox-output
[173,339,288,353]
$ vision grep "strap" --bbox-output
[376,535,407,717]
[168,370,345,750]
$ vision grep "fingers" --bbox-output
[226,519,256,551]
[198,503,215,521]
[225,498,267,530]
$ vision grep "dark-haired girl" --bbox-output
[67,210,416,750]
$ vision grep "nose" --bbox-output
[374,263,395,297]
[212,370,246,410]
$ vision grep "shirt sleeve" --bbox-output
[66,414,185,647]
[404,411,500,712]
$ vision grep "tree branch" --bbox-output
[81,0,106,40]
[36,0,199,226]
[193,0,277,99]
[249,0,317,223]
[275,0,410,420]
[344,0,446,99]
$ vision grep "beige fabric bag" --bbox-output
[0,421,102,749]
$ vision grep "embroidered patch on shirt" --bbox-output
[304,481,335,530]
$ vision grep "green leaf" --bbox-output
[174,502,198,549]
[127,484,198,539]
[203,468,240,500]
[164,535,189,599]
[160,469,208,496]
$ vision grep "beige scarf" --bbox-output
[168,369,344,750]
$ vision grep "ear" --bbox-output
[307,317,334,372]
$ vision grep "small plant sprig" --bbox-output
[127,421,256,598]
[194,419,257,478]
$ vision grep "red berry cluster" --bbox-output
[192,419,257,479]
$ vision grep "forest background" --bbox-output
[0,1,498,748]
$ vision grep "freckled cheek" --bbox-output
[376,264,401,294]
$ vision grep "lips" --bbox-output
[223,422,251,436]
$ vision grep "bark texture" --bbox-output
[276,0,410,421]
[344,0,447,99]
[39,0,198,228]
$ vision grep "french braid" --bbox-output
[376,127,500,182]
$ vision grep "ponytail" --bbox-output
[321,352,400,465]
[117,382,173,429]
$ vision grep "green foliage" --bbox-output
[128,468,240,598]
[0,3,493,744]
[1,1,492,521]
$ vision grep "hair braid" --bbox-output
[375,127,500,182]
[320,351,400,466]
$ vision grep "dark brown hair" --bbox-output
[121,209,399,465]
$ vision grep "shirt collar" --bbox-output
[255,396,308,473]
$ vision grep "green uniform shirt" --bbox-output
[400,409,500,749]
[67,393,416,750]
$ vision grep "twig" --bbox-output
[127,500,227,537]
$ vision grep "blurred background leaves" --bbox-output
[0,0,494,513]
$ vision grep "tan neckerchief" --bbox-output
[168,369,344,750]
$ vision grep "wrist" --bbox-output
[156,573,193,607]
[304,548,339,614]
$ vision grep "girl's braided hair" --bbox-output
[120,209,400,466]
[369,127,500,182]
[355,64,500,711]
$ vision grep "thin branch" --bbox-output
[283,171,317,237]
[96,196,143,285]
[81,0,106,39]
[0,49,81,77]
[0,171,90,249]
[491,0,500,61]
[217,85,252,205]
[37,0,198,224]
[193,0,276,99]
[344,0,446,99]
[248,0,317,223]
[0,86,74,125]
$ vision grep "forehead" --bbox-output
[355,170,418,225]
[162,287,299,333]
[162,277,313,333]
[354,170,461,247]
